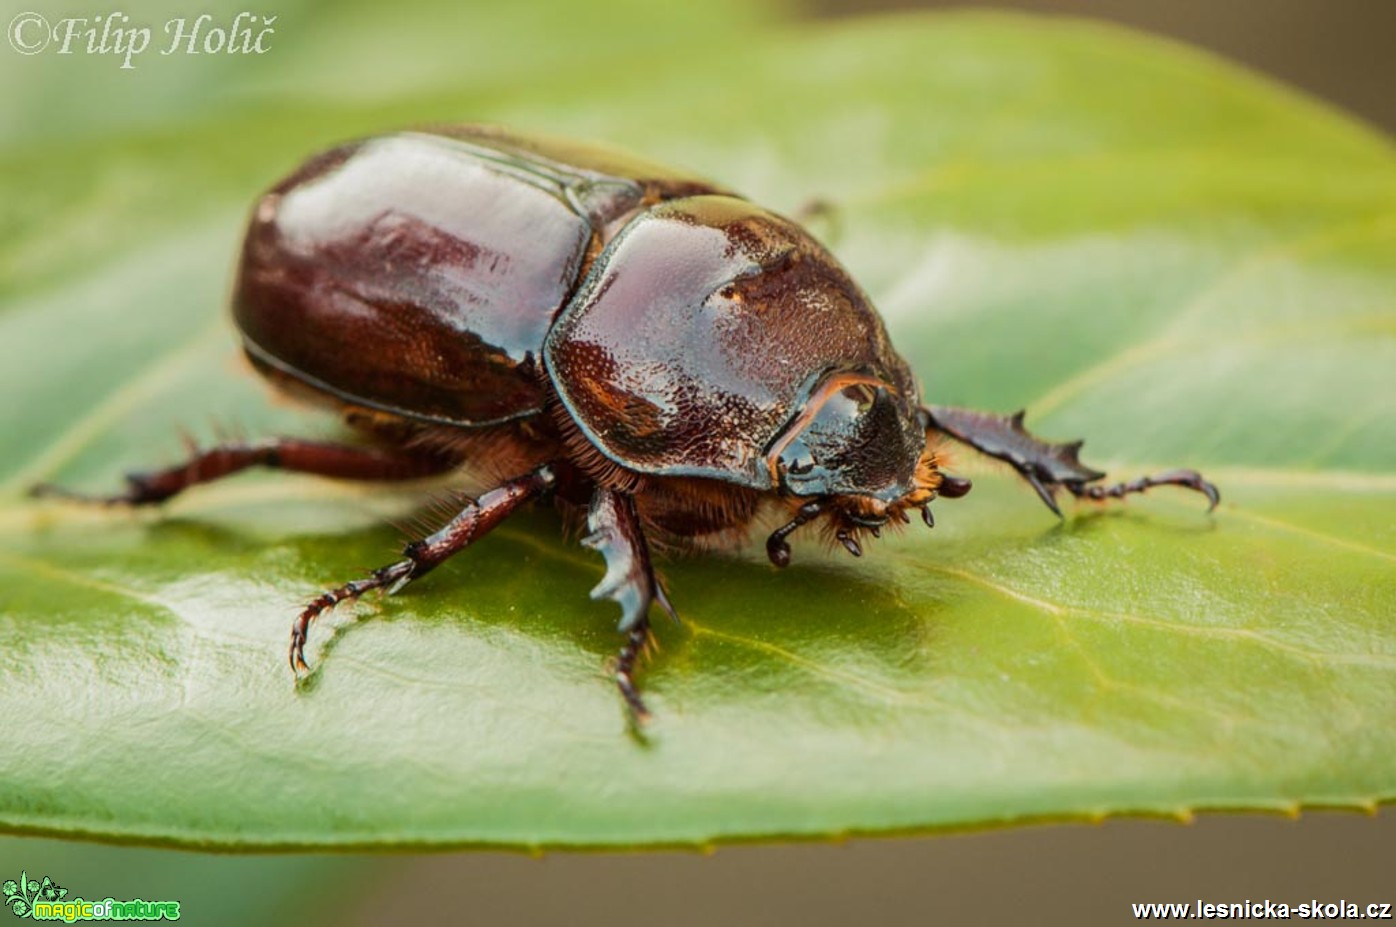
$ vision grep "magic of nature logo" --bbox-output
[3,872,179,921]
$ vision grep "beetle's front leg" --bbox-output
[32,438,460,506]
[924,406,1219,517]
[583,489,678,721]
[290,464,556,674]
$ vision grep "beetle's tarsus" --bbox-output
[921,505,935,529]
[924,405,1219,516]
[288,564,410,676]
[28,478,171,506]
[615,622,653,722]
[30,439,461,508]
[290,632,311,676]
[287,466,554,679]
[1067,468,1220,511]
[30,483,100,504]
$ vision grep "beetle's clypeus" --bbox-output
[35,125,1219,720]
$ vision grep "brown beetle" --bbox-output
[35,126,1219,719]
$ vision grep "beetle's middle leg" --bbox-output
[583,489,677,721]
[31,438,461,506]
[290,464,556,674]
[924,405,1219,517]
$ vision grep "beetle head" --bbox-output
[765,371,970,551]
[768,371,922,502]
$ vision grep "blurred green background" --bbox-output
[3,0,1392,923]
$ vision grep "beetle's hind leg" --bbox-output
[290,465,556,675]
[583,489,677,722]
[924,406,1219,518]
[31,438,460,506]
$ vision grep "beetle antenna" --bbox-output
[765,500,825,569]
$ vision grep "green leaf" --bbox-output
[1,4,1393,849]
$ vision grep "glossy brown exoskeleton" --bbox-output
[36,126,1219,719]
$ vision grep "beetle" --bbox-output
[34,126,1219,720]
